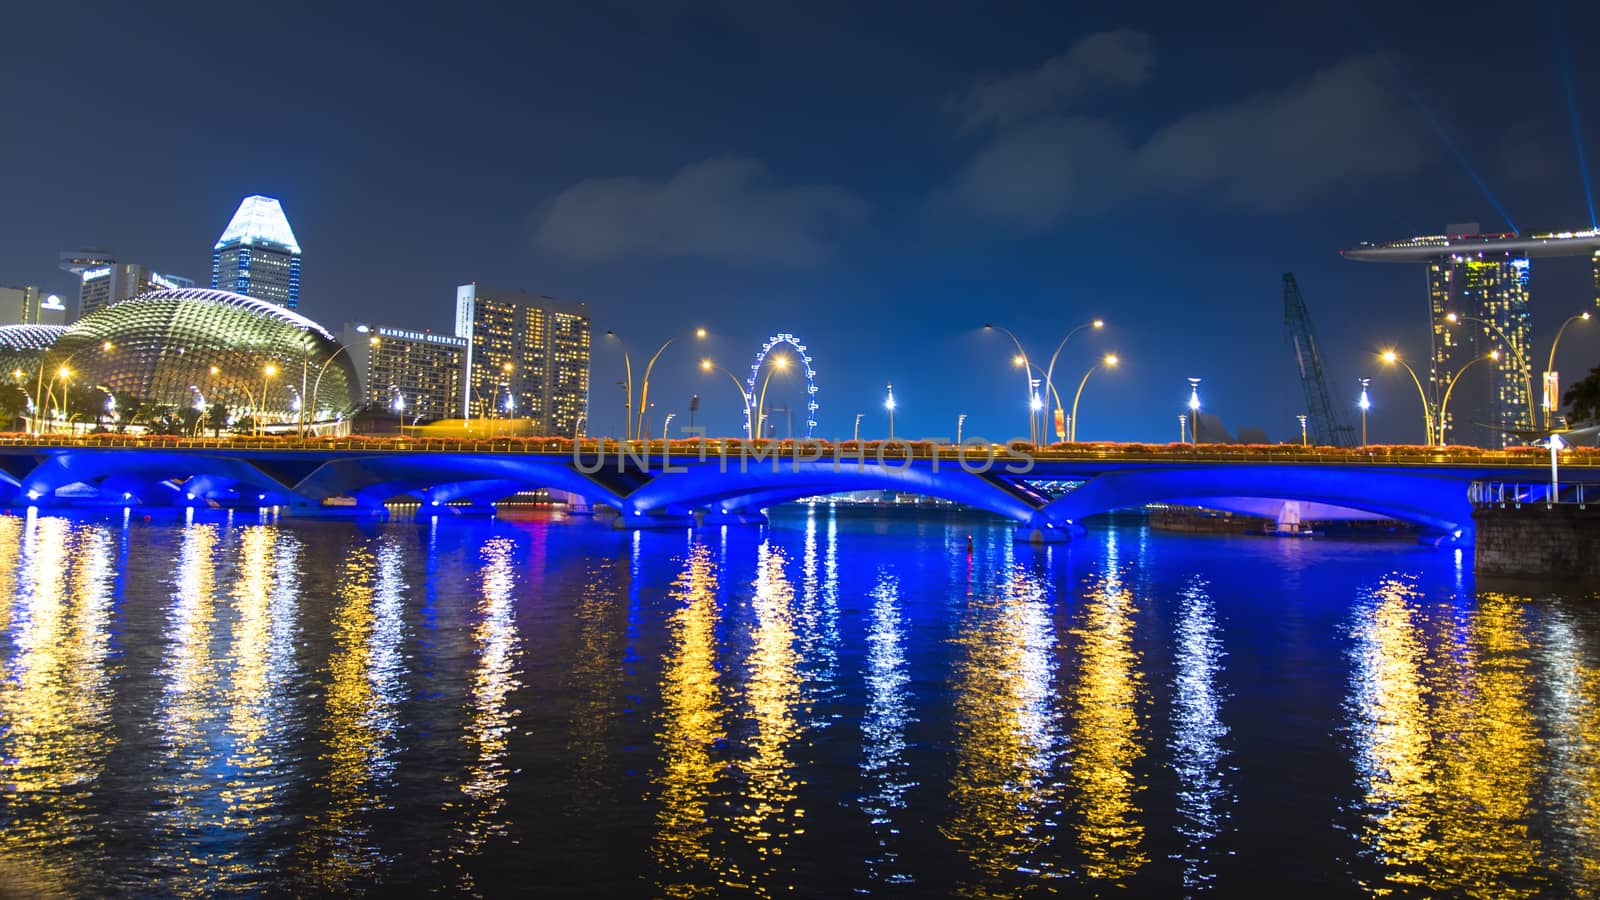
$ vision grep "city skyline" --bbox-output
[4,3,1599,444]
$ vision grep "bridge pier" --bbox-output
[614,509,697,530]
[1014,520,1083,544]
[699,509,768,527]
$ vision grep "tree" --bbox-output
[1563,366,1600,425]
[207,402,229,437]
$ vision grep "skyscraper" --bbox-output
[212,195,302,309]
[454,284,590,436]
[1345,225,1600,446]
[0,285,68,327]
[60,251,193,319]
[342,322,468,422]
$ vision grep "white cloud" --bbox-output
[955,30,1154,132]
[534,156,868,265]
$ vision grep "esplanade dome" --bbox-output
[44,288,359,426]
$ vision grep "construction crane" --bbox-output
[1283,273,1355,447]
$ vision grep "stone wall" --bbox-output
[1474,505,1600,581]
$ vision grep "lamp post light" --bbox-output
[1297,414,1309,447]
[635,327,707,444]
[1178,414,1187,443]
[1357,377,1371,447]
[1437,350,1500,447]
[754,354,789,441]
[885,383,896,441]
[984,323,1040,445]
[701,359,752,439]
[957,413,967,443]
[304,337,365,438]
[662,411,675,439]
[258,363,278,436]
[1041,318,1105,441]
[33,340,113,435]
[1069,354,1118,442]
[1186,377,1202,446]
[1379,350,1434,446]
[391,389,406,434]
[604,331,634,441]
[1445,311,1535,429]
[854,412,863,443]
[1543,311,1592,429]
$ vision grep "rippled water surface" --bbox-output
[1,505,1598,897]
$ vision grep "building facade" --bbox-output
[454,284,590,436]
[60,252,193,319]
[212,195,302,309]
[342,323,467,422]
[1345,225,1600,447]
[0,286,68,327]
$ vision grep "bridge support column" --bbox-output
[614,509,697,530]
[1013,519,1083,544]
[699,509,768,527]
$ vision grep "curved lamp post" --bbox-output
[604,331,633,441]
[754,354,789,440]
[33,340,113,435]
[700,359,752,439]
[635,327,706,444]
[1437,351,1500,447]
[1043,319,1104,440]
[1543,311,1592,428]
[1445,311,1534,429]
[1379,350,1434,446]
[306,336,366,437]
[1068,353,1118,442]
[885,383,896,441]
[984,323,1040,445]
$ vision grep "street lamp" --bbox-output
[1445,311,1534,429]
[854,412,864,442]
[1069,353,1118,442]
[957,413,967,443]
[1379,350,1434,446]
[1041,318,1105,441]
[1543,311,1592,428]
[32,340,113,435]
[662,411,675,438]
[885,383,896,441]
[700,359,752,438]
[635,327,707,443]
[604,330,634,441]
[1357,377,1371,447]
[1437,350,1500,447]
[1186,377,1202,446]
[258,363,278,436]
[984,323,1040,445]
[754,354,789,441]
[1297,414,1308,447]
[1178,414,1187,443]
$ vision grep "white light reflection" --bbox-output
[1169,576,1231,890]
[859,569,916,886]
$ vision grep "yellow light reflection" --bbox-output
[943,564,1065,892]
[732,542,805,896]
[1348,581,1547,896]
[442,536,522,890]
[0,516,116,894]
[1067,566,1148,884]
[299,536,405,889]
[651,543,739,897]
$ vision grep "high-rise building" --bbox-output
[60,252,194,319]
[342,323,467,422]
[454,284,590,436]
[1345,225,1600,446]
[212,195,302,309]
[0,286,68,327]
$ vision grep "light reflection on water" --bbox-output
[0,509,1598,895]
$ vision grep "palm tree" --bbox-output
[1562,366,1600,425]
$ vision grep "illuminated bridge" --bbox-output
[1,436,1595,545]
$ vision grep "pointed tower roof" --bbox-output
[214,195,301,254]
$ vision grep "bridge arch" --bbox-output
[1037,465,1473,535]
[745,332,818,439]
[292,454,625,511]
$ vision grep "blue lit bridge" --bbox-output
[0,436,1594,544]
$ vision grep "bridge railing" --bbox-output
[0,432,1595,468]
[1471,481,1592,507]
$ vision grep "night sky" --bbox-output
[4,1,1598,443]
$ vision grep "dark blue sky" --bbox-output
[4,1,1598,442]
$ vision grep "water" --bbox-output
[1,504,1598,897]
